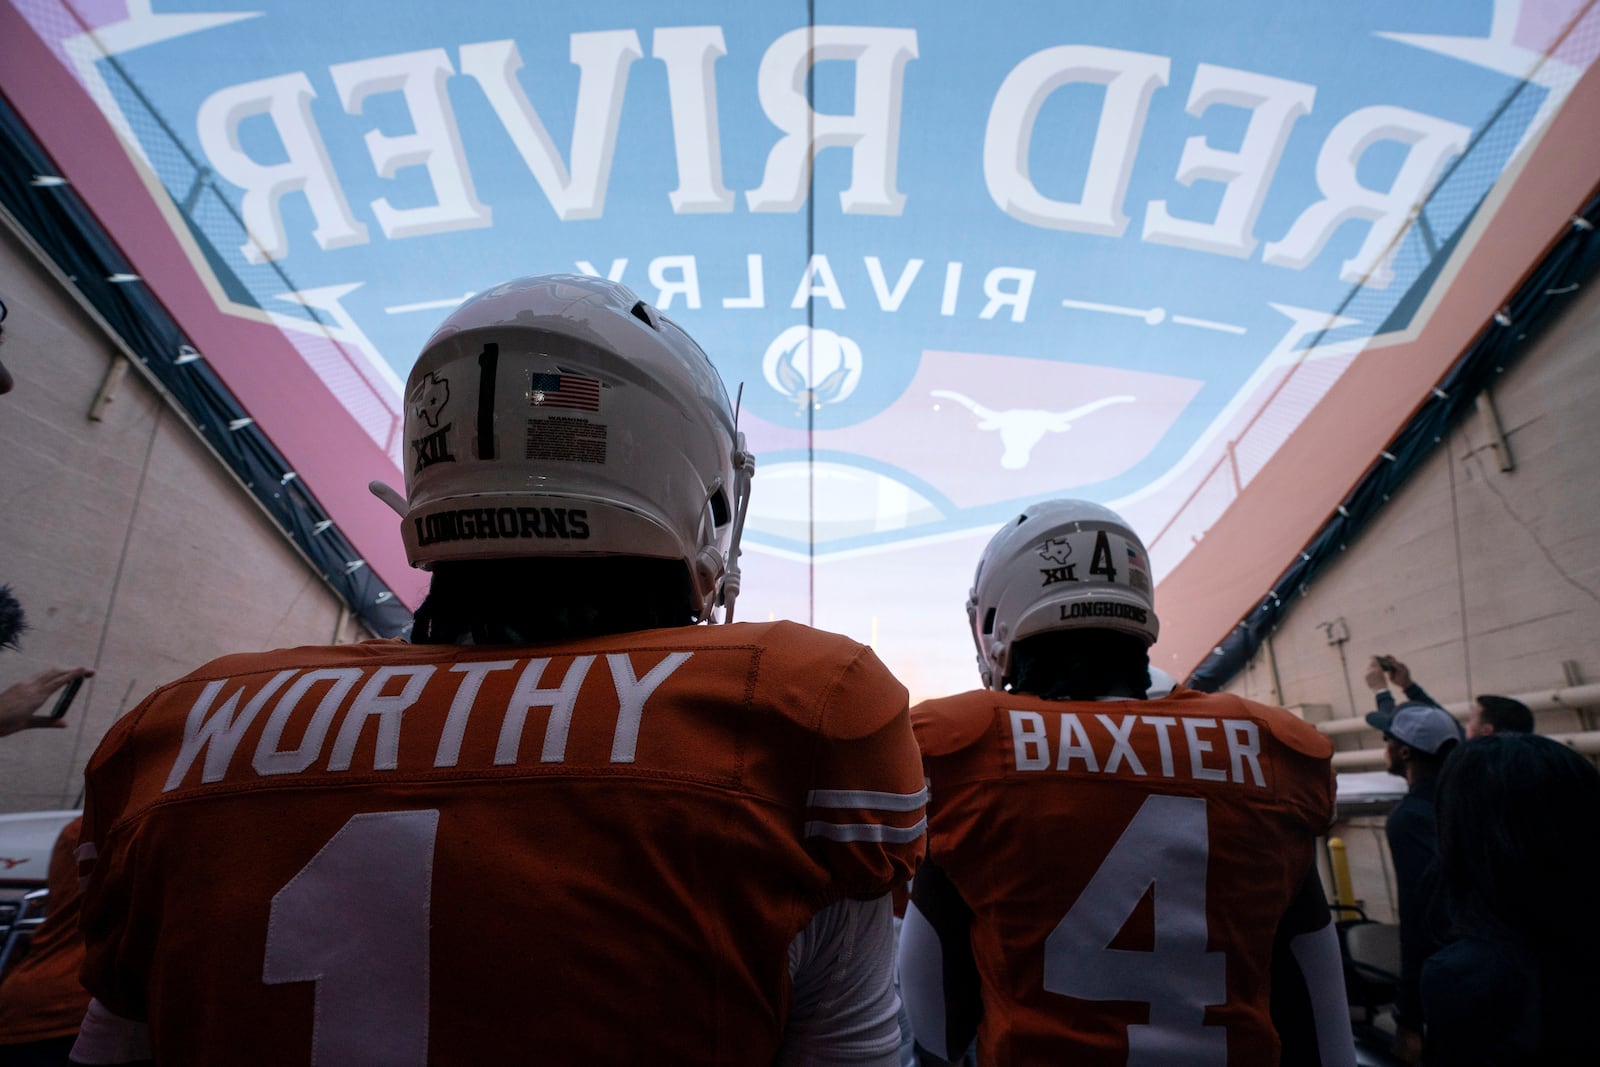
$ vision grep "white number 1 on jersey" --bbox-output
[1043,794,1226,1065]
[263,810,438,1066]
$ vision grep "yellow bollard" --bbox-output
[1328,836,1357,914]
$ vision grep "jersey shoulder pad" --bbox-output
[83,693,146,776]
[1184,689,1333,760]
[173,643,356,682]
[84,646,329,790]
[738,620,910,741]
[910,690,996,758]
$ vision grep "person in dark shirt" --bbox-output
[1462,694,1533,739]
[1362,700,1463,1065]
[1423,733,1600,1066]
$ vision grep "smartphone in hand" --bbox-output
[49,674,85,720]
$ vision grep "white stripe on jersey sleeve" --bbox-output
[804,818,928,844]
[807,787,930,812]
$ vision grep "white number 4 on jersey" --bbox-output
[1043,794,1227,1066]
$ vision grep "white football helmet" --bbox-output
[967,499,1159,690]
[371,274,754,623]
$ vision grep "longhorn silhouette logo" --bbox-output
[932,391,1136,469]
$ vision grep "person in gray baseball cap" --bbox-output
[1366,701,1466,762]
[1363,699,1464,1063]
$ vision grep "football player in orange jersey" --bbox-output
[896,500,1356,1067]
[0,817,90,1062]
[69,275,926,1066]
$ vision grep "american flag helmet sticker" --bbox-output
[529,372,601,412]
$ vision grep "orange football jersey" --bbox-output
[0,817,89,1044]
[912,685,1335,1066]
[76,622,924,1065]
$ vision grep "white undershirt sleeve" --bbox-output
[776,893,902,1067]
[69,998,152,1065]
[896,900,955,1060]
[1290,920,1358,1067]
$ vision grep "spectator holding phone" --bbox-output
[0,669,92,738]
[1363,665,1465,1065]
[1366,655,1438,718]
[0,586,93,738]
[1366,654,1533,740]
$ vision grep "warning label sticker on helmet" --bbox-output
[525,417,607,465]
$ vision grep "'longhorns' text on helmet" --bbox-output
[967,499,1159,690]
[371,274,754,622]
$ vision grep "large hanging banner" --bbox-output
[3,1,1598,696]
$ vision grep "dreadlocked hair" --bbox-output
[0,585,25,650]
[1008,628,1152,701]
[411,557,697,645]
